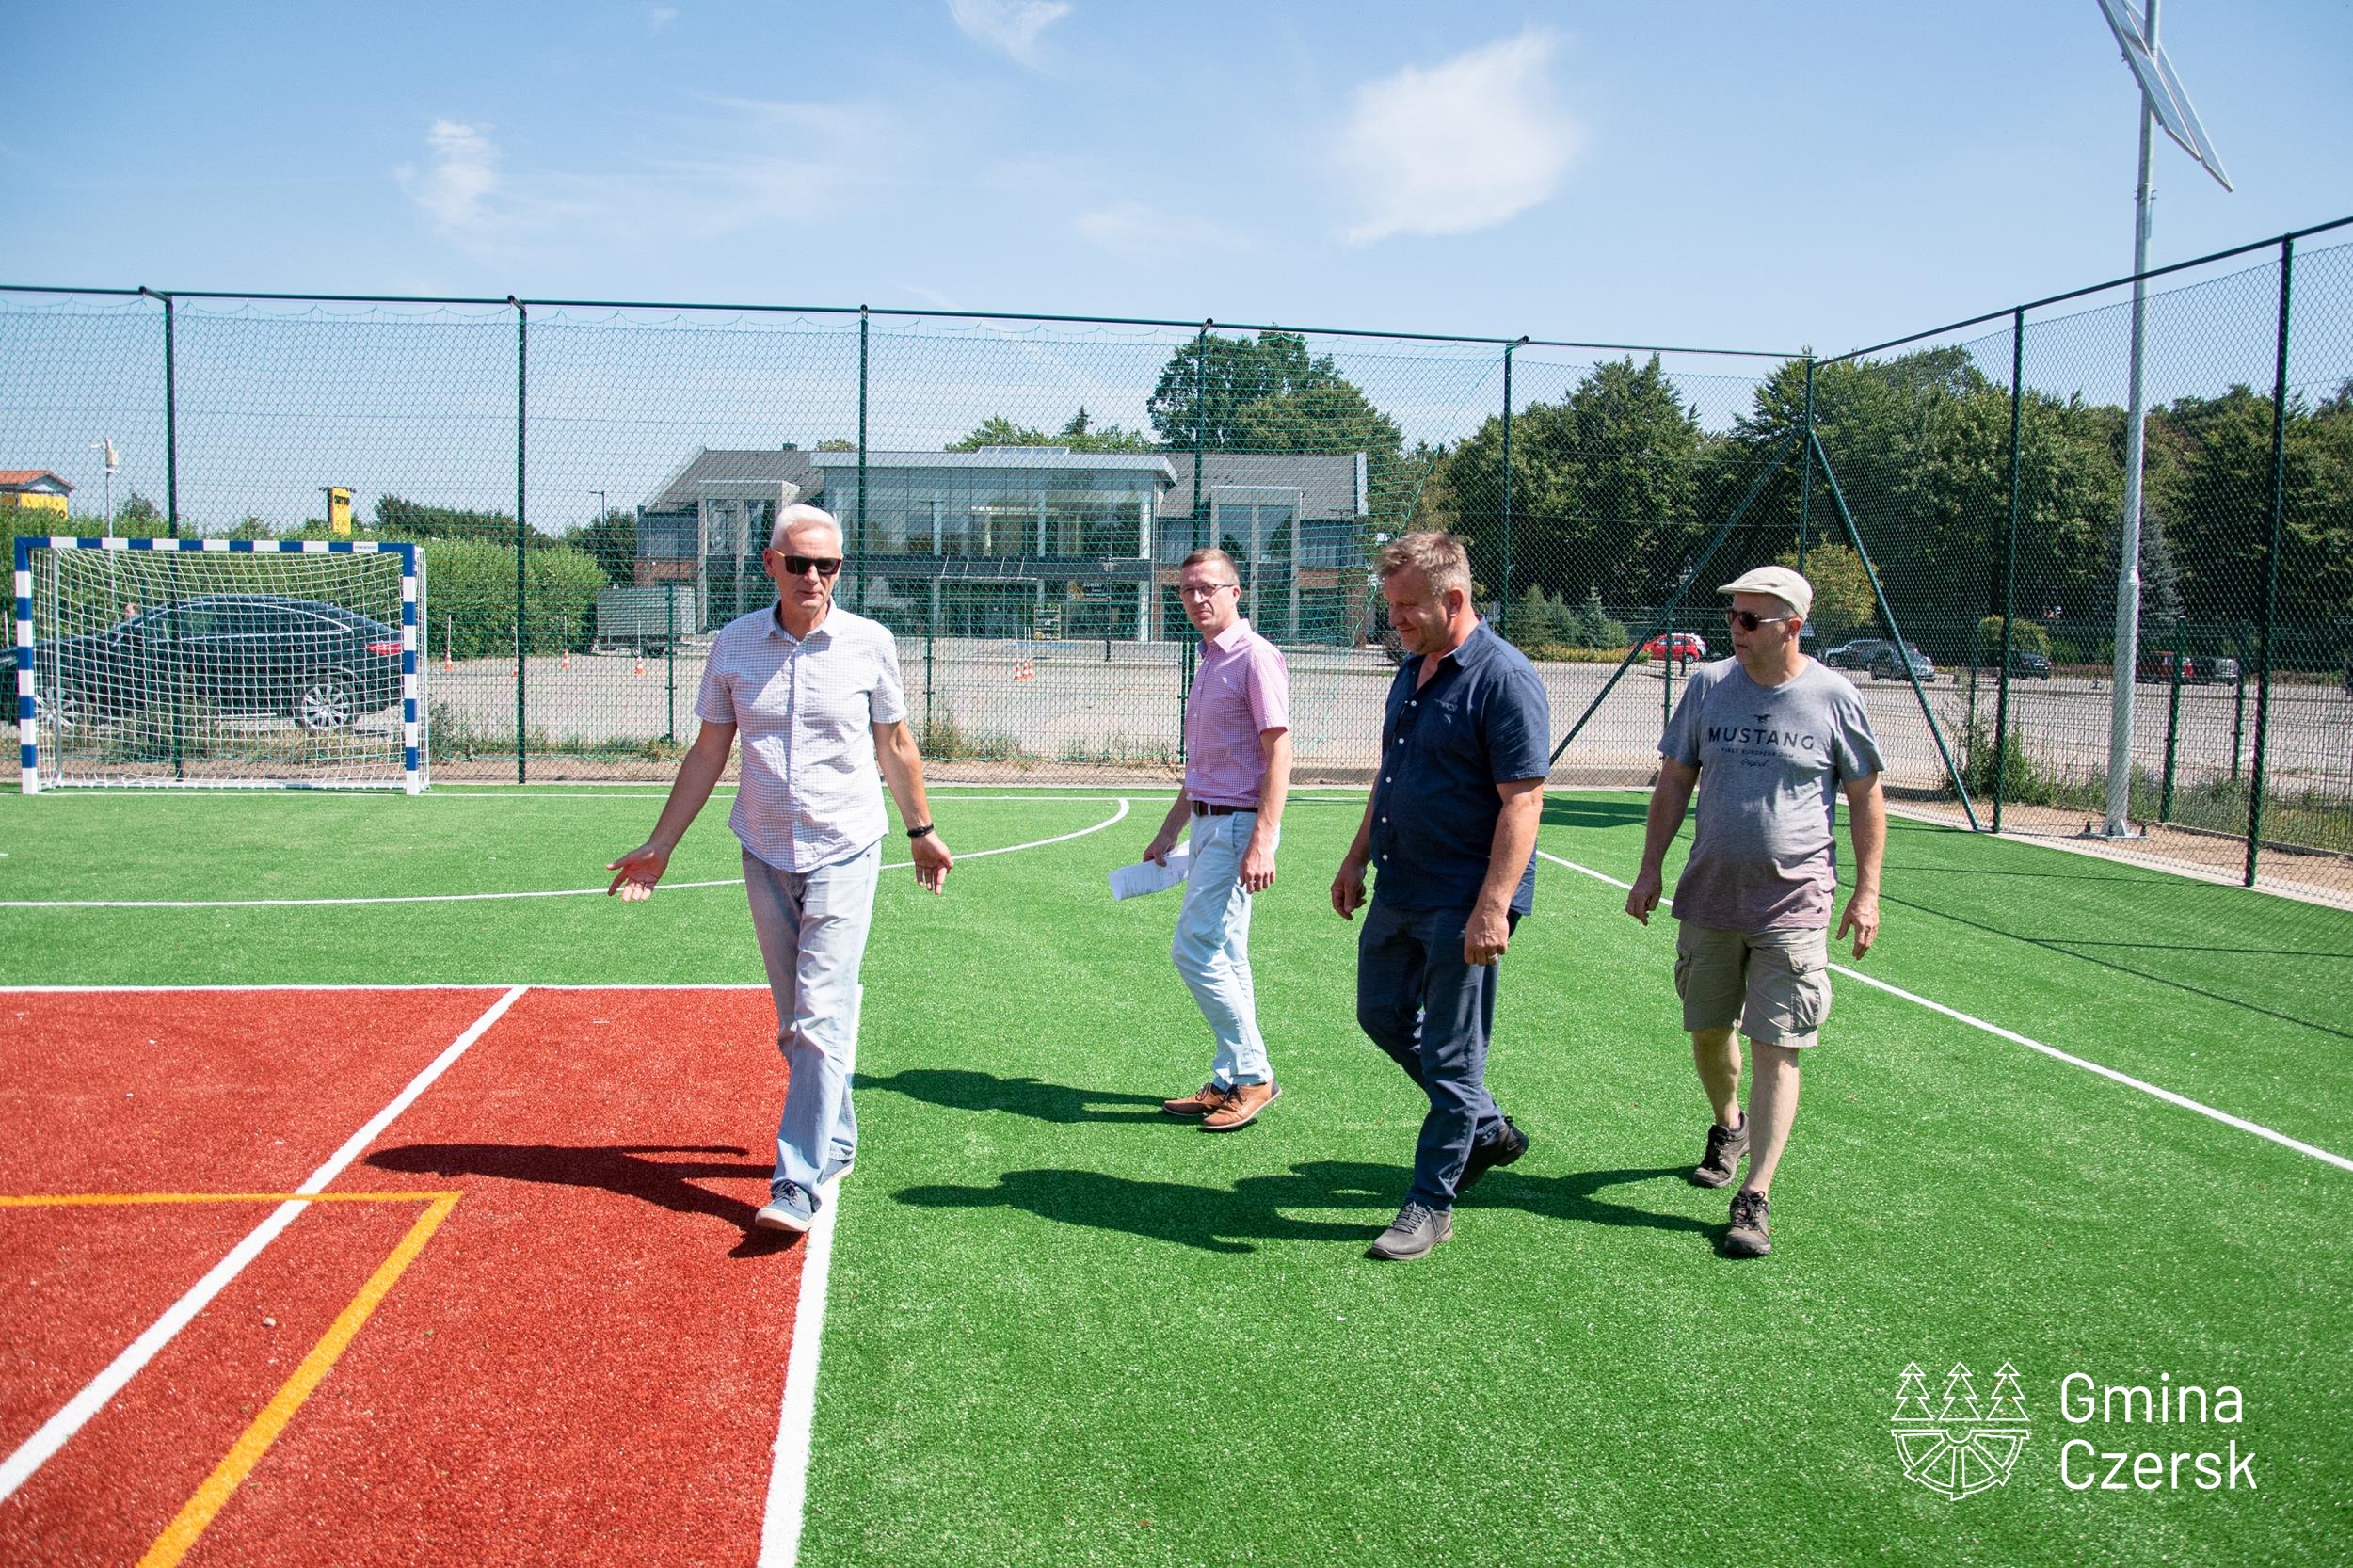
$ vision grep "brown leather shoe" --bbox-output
[1202,1080,1280,1131]
[1162,1081,1231,1118]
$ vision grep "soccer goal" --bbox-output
[13,536,425,793]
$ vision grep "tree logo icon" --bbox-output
[1891,1360,2030,1500]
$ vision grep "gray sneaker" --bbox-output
[754,1181,818,1234]
[1691,1116,1749,1189]
[1367,1200,1453,1261]
[1722,1188,1770,1258]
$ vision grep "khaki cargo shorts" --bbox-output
[1673,923,1833,1048]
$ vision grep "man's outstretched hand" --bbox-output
[607,843,669,902]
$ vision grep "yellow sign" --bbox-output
[326,487,352,535]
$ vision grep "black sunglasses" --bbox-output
[776,553,843,578]
[1726,608,1795,631]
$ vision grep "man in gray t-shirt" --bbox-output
[1625,566,1886,1260]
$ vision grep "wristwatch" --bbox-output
[907,823,936,840]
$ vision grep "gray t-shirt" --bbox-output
[1660,658,1885,933]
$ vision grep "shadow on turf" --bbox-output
[366,1142,808,1256]
[1540,796,1646,831]
[856,1067,1166,1122]
[893,1160,1709,1255]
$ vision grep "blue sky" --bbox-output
[6,0,2349,356]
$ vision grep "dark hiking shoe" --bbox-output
[1368,1201,1453,1261]
[1460,1116,1529,1191]
[1722,1188,1771,1258]
[1691,1116,1749,1189]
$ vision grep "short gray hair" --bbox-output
[769,503,842,552]
[1375,532,1472,600]
[1178,547,1239,578]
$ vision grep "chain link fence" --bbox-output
[5,221,2347,908]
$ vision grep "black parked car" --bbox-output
[1824,638,1893,671]
[30,594,405,732]
[2002,648,2053,680]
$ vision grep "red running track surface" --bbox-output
[1,986,811,1568]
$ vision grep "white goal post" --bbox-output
[14,536,425,793]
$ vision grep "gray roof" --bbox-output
[1161,452,1366,519]
[642,448,817,513]
[809,449,1178,482]
[642,446,1366,519]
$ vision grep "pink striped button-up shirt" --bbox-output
[1184,618,1289,808]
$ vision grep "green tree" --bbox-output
[1146,329,1409,533]
[1423,356,1711,608]
[1778,541,1875,644]
[946,408,1156,453]
[569,507,639,586]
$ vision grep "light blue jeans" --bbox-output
[743,841,880,1205]
[1170,809,1274,1086]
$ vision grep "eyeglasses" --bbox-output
[1178,581,1239,600]
[1726,608,1796,632]
[775,553,843,578]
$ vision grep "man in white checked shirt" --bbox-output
[608,504,953,1237]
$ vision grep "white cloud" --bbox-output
[649,7,678,33]
[947,0,1070,67]
[393,120,503,235]
[1334,28,1581,245]
[392,101,900,256]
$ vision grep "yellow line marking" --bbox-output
[134,1192,462,1568]
[0,1191,458,1208]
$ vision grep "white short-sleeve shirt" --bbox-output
[696,603,908,872]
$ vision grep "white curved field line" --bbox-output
[0,799,1132,910]
[1535,846,2353,1176]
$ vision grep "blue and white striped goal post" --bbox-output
[14,536,424,795]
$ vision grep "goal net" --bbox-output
[14,537,425,792]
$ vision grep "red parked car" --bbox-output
[1640,632,1709,665]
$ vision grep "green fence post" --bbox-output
[1797,356,1815,575]
[1993,309,2024,831]
[1498,337,1521,636]
[1181,322,1209,762]
[2160,617,2185,821]
[664,584,677,744]
[141,286,185,779]
[512,296,528,785]
[856,306,869,616]
[2245,236,2294,886]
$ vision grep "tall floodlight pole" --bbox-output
[2093,0,2232,837]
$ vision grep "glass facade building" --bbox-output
[636,446,1370,644]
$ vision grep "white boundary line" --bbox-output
[0,984,527,1506]
[1534,847,2353,1175]
[759,1156,841,1568]
[0,798,1135,909]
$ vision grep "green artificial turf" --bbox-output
[2,785,2347,1565]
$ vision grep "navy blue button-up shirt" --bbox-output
[1368,621,1551,914]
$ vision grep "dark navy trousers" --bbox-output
[1355,896,1514,1209]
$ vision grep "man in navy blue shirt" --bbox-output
[1333,532,1550,1260]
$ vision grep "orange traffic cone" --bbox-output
[632,653,646,676]
[440,647,454,672]
[561,648,571,670]
[1013,657,1035,682]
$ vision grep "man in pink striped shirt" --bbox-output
[1142,547,1291,1132]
